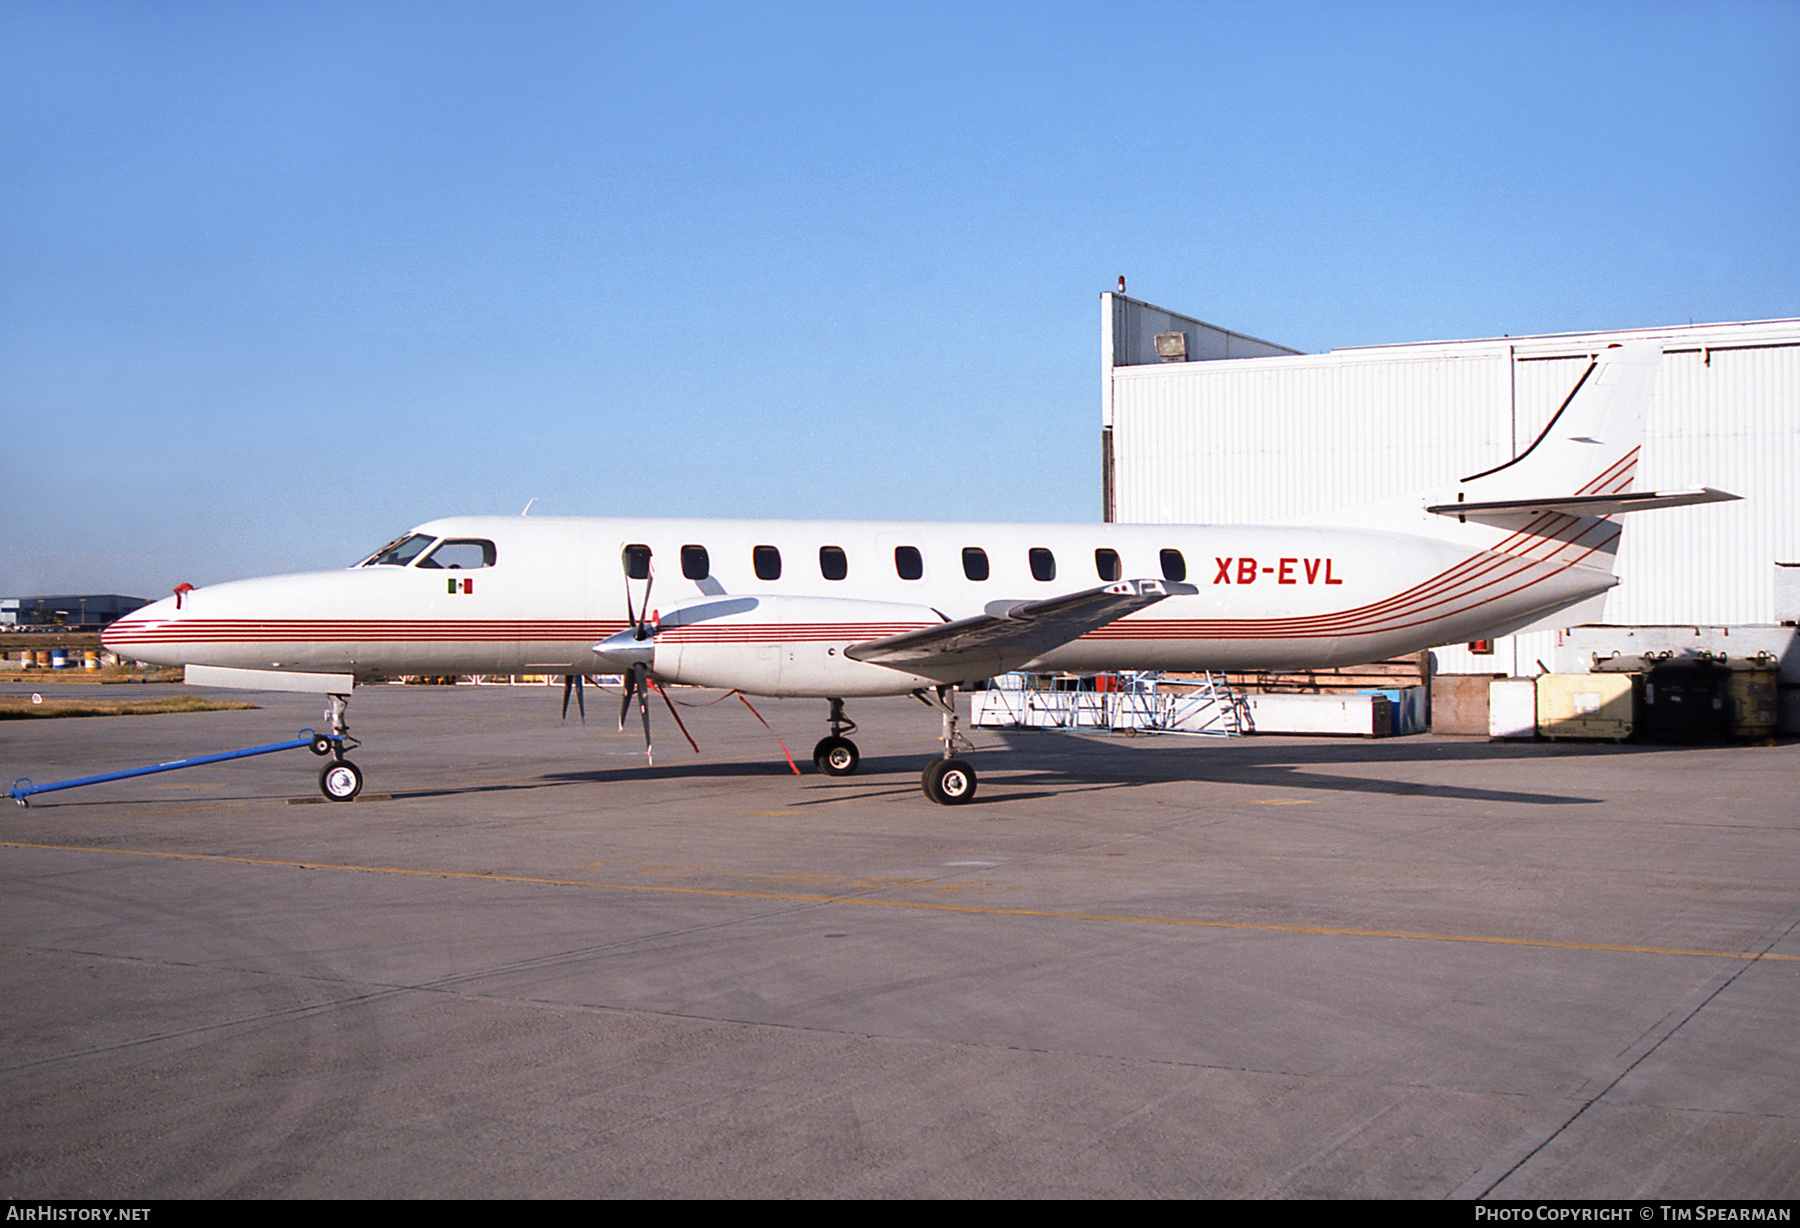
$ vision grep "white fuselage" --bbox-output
[105,511,1617,696]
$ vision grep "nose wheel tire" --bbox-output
[812,736,860,776]
[922,757,976,805]
[319,760,364,802]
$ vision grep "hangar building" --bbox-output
[1099,293,1800,725]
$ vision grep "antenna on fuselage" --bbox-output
[521,498,539,515]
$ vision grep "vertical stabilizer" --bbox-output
[1453,341,1659,506]
[1416,343,1666,597]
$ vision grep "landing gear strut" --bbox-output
[812,698,860,776]
[920,686,976,806]
[315,692,364,801]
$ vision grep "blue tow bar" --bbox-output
[10,730,357,806]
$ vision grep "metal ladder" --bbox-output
[1160,671,1251,736]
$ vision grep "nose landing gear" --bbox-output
[319,759,364,801]
[311,692,364,801]
[812,698,861,776]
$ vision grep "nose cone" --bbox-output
[592,629,655,675]
[102,594,186,664]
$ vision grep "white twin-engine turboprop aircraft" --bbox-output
[105,343,1734,804]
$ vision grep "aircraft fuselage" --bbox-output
[105,513,1615,694]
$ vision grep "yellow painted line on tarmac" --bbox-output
[4,838,1795,965]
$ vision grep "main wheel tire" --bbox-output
[921,757,977,805]
[319,759,364,802]
[812,735,860,776]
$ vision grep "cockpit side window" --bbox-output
[363,534,437,567]
[417,539,497,569]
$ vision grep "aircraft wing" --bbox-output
[845,578,1196,685]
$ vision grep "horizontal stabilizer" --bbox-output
[1426,487,1739,521]
[846,579,1195,684]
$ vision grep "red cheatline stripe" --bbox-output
[662,623,930,644]
[1082,538,1618,641]
[1576,448,1639,497]
[1308,456,1631,625]
[105,620,629,644]
[1226,457,1625,632]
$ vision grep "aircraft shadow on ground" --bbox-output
[15,730,1738,809]
[504,731,1739,808]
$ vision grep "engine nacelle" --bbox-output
[618,594,947,696]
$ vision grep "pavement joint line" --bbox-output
[1457,895,1800,1198]
[6,838,1796,964]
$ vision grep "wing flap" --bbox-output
[845,579,1196,683]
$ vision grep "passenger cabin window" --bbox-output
[894,546,923,581]
[962,547,989,581]
[1095,548,1121,582]
[1028,548,1055,582]
[681,545,709,580]
[819,546,848,581]
[417,539,496,569]
[364,534,436,567]
[622,544,652,580]
[1160,549,1187,582]
[753,545,781,581]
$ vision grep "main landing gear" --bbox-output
[919,686,976,806]
[809,690,977,805]
[309,692,364,801]
[812,698,860,776]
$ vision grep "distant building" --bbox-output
[1100,294,1799,722]
[0,594,151,629]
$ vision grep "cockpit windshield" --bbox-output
[360,533,437,567]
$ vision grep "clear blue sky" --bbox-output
[5,0,1796,598]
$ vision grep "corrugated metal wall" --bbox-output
[1107,317,1800,671]
[1112,347,1511,523]
[1616,342,1800,625]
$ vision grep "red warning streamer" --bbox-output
[733,692,801,775]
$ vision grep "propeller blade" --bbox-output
[574,673,585,722]
[635,662,653,763]
[561,674,575,722]
[636,570,655,639]
[618,666,635,732]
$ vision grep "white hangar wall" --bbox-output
[1103,300,1800,677]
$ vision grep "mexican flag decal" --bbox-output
[447,578,473,595]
